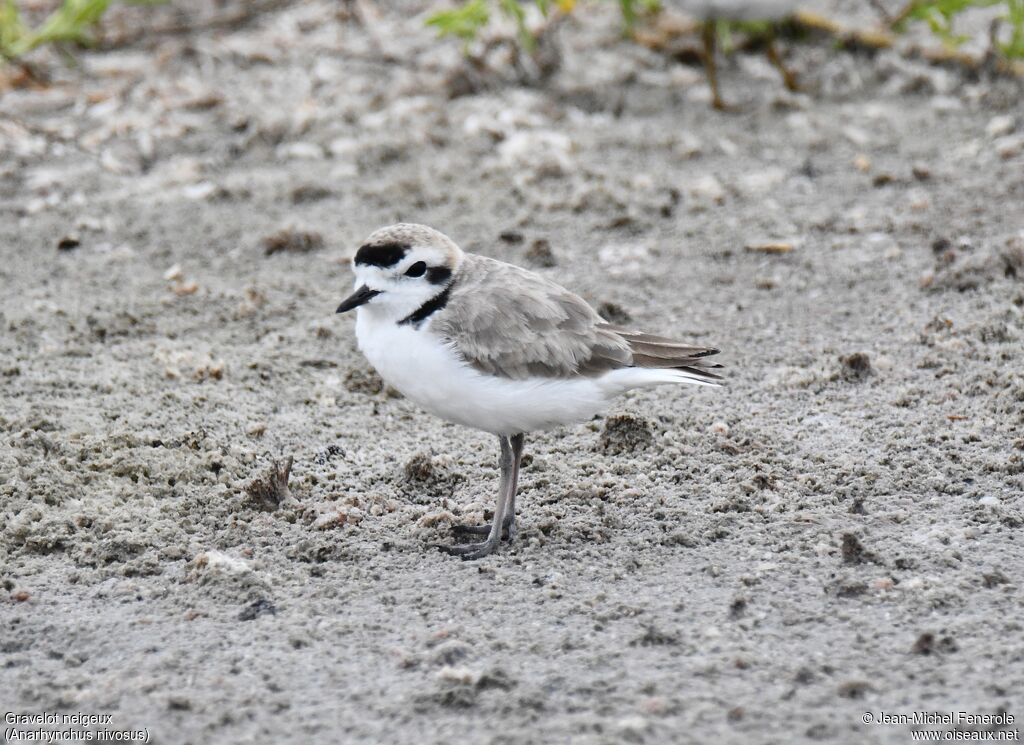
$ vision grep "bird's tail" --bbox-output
[603,325,724,386]
[597,365,723,395]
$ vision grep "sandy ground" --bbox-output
[2,1,1023,743]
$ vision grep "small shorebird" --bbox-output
[649,0,799,109]
[336,224,722,559]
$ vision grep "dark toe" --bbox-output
[452,523,490,536]
[452,523,516,540]
[436,540,499,560]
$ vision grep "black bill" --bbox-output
[336,285,381,313]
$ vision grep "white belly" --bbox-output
[354,312,615,436]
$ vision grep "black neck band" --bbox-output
[398,283,453,327]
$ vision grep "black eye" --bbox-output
[405,261,427,277]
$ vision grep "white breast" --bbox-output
[354,312,619,436]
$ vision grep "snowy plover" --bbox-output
[336,224,722,559]
[660,1,798,109]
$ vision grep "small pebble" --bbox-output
[986,115,1016,138]
[262,228,324,256]
[745,241,794,254]
[182,182,219,201]
[839,352,873,382]
[600,413,654,454]
[524,238,557,268]
[57,234,81,251]
[688,174,726,204]
[615,716,651,738]
[244,457,293,511]
[291,184,332,203]
[436,666,479,685]
[276,142,325,160]
[994,135,1023,159]
[597,301,632,325]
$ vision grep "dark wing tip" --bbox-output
[684,367,724,380]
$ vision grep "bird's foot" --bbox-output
[711,96,741,112]
[437,537,501,560]
[452,520,516,541]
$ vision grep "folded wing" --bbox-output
[603,326,723,382]
[434,254,722,382]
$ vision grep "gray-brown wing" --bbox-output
[602,325,723,382]
[432,255,632,379]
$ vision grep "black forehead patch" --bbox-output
[426,266,452,285]
[354,242,409,267]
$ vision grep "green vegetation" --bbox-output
[0,0,159,63]
[1006,0,1024,57]
[426,0,491,44]
[424,0,1024,60]
[896,0,1024,57]
[426,0,578,50]
[902,0,982,46]
[617,0,660,32]
[0,0,1021,67]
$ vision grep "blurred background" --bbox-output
[1,2,1023,744]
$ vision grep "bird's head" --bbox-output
[336,223,462,322]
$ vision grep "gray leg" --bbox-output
[504,433,524,541]
[452,433,525,540]
[441,435,515,560]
